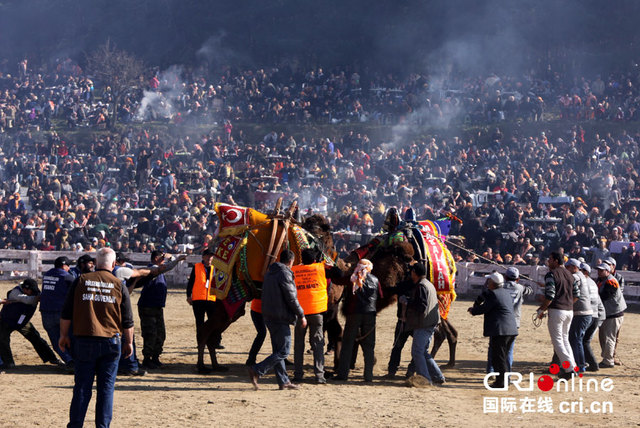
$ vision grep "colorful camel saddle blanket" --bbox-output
[214,203,268,237]
[418,220,457,319]
[211,235,247,299]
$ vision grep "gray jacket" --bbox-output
[261,262,304,324]
[598,274,627,318]
[404,278,439,331]
[572,271,592,316]
[585,276,605,321]
[504,280,533,328]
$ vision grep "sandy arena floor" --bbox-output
[1,281,638,427]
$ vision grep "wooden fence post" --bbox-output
[28,250,41,279]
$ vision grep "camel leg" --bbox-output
[443,319,458,367]
[430,322,446,360]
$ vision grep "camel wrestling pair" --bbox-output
[195,199,458,377]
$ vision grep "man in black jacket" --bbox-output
[248,250,306,390]
[335,259,378,382]
[469,272,518,388]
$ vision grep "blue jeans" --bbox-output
[68,336,121,428]
[570,315,592,372]
[411,327,444,383]
[487,340,515,373]
[254,321,292,387]
[41,311,73,363]
[118,336,140,372]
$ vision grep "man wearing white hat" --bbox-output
[469,272,518,388]
[580,263,605,371]
[566,258,591,373]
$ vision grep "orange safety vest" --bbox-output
[292,263,328,315]
[191,263,216,302]
[251,298,262,313]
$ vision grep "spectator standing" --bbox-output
[40,256,75,371]
[566,258,592,373]
[247,250,306,390]
[580,263,605,371]
[59,247,134,428]
[488,266,532,372]
[596,263,626,368]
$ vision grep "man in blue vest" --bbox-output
[40,256,75,372]
[0,278,59,370]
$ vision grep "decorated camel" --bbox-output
[338,207,459,368]
[195,199,342,372]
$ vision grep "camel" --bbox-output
[195,206,341,373]
[335,215,459,370]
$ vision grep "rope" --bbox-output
[531,312,543,328]
[434,232,541,285]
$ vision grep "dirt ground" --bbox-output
[1,281,638,428]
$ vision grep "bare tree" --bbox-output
[86,40,143,128]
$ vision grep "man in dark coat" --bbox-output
[469,272,518,388]
[248,250,306,390]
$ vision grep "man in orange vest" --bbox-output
[292,249,329,384]
[186,248,223,373]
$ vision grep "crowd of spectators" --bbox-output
[2,58,640,271]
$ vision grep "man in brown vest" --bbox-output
[60,248,134,428]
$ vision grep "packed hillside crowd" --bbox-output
[1,58,640,269]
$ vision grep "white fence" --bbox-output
[1,251,639,304]
[0,250,200,288]
[455,262,640,304]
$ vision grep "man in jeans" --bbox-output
[537,252,579,379]
[248,250,307,390]
[40,256,75,372]
[403,263,444,387]
[60,247,134,428]
[566,258,592,373]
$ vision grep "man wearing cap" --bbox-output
[40,256,75,370]
[487,266,532,372]
[580,263,605,371]
[186,248,224,373]
[70,254,95,279]
[566,258,592,373]
[596,263,626,368]
[138,250,168,369]
[469,272,518,389]
[0,278,59,370]
[603,257,624,365]
[537,252,579,379]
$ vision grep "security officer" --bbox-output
[60,247,134,428]
[40,256,75,370]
